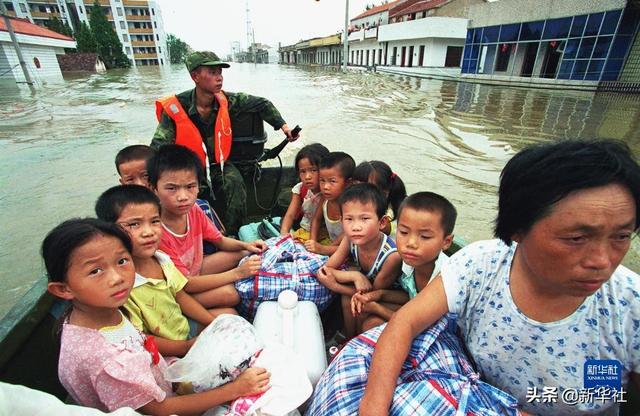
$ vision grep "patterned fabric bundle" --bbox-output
[306,315,520,416]
[235,235,335,319]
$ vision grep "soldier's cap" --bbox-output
[185,51,230,72]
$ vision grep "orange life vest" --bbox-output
[155,92,232,167]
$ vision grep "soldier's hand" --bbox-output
[281,124,299,142]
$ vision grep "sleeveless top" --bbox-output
[322,200,343,241]
[349,232,397,282]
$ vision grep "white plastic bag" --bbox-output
[164,314,262,392]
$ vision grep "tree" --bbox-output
[45,17,73,37]
[88,0,130,68]
[75,21,96,53]
[167,33,191,64]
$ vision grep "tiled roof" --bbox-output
[390,0,448,18]
[0,17,74,41]
[352,0,401,21]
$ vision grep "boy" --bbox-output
[115,144,225,234]
[94,185,233,356]
[305,151,355,256]
[351,191,456,332]
[115,144,154,187]
[148,145,264,302]
[317,183,402,337]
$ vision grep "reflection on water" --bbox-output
[1,64,640,318]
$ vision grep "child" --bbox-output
[352,160,407,237]
[305,151,355,256]
[317,183,402,337]
[115,144,225,234]
[351,191,456,332]
[43,218,270,414]
[95,185,258,356]
[148,145,265,278]
[280,143,330,241]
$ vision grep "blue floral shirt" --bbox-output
[441,239,640,415]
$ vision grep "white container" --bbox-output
[252,290,328,386]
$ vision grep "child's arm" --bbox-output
[215,236,266,254]
[317,266,359,296]
[371,252,402,290]
[351,289,409,319]
[324,237,350,268]
[184,256,261,293]
[175,290,214,327]
[153,336,196,357]
[140,367,270,416]
[280,193,302,235]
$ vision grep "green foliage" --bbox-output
[88,0,130,68]
[75,21,96,53]
[167,33,191,64]
[45,17,73,37]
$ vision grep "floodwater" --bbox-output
[1,63,640,319]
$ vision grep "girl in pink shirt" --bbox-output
[43,218,270,414]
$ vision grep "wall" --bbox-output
[378,16,467,42]
[468,0,625,28]
[351,10,388,28]
[0,42,64,82]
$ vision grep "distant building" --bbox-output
[3,0,169,67]
[461,0,640,91]
[0,16,76,83]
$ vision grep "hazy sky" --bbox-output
[155,0,374,55]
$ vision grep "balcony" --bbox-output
[123,0,148,6]
[83,0,110,6]
[378,16,467,42]
[126,14,151,21]
[131,40,155,47]
[134,53,157,59]
[26,0,58,4]
[128,27,153,34]
[31,11,60,18]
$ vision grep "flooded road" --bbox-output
[1,63,640,318]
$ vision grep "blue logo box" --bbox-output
[584,359,622,390]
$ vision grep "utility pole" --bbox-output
[0,2,36,92]
[245,0,252,62]
[342,0,349,71]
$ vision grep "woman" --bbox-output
[360,140,640,415]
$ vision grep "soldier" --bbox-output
[152,51,297,235]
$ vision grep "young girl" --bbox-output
[43,218,269,414]
[279,143,329,241]
[352,161,407,237]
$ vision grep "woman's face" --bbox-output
[514,183,636,297]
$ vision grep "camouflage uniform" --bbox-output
[151,88,286,235]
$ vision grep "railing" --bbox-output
[134,53,158,59]
[123,0,149,6]
[131,40,155,47]
[26,0,58,4]
[128,27,153,33]
[83,0,110,6]
[125,14,151,21]
[30,11,60,18]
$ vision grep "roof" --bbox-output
[390,0,449,18]
[0,17,74,41]
[352,0,401,21]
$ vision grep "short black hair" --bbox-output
[295,143,330,172]
[398,192,457,236]
[495,139,640,245]
[41,218,132,283]
[147,144,204,187]
[319,151,355,180]
[95,185,161,223]
[115,145,156,174]
[353,161,407,219]
[339,183,387,219]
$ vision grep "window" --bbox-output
[570,15,587,37]
[444,46,463,67]
[557,60,574,79]
[158,46,161,53]
[571,59,588,80]
[542,17,571,39]
[600,10,621,35]
[584,12,603,36]
[585,59,604,80]
[592,36,612,59]
[151,8,155,15]
[602,59,623,81]
[125,46,131,54]
[495,43,514,71]
[122,34,128,42]
[577,37,595,59]
[499,24,520,42]
[563,39,580,59]
[473,28,482,43]
[153,21,157,28]
[519,20,544,41]
[156,34,159,40]
[482,25,499,43]
[618,7,639,35]
[608,36,632,59]
[80,5,84,14]
[19,3,27,13]
[119,20,125,29]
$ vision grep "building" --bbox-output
[460,0,640,90]
[0,16,76,83]
[2,0,168,67]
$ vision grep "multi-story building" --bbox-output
[460,0,640,91]
[2,0,168,67]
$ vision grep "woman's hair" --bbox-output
[294,143,330,172]
[41,218,132,283]
[495,139,640,245]
[353,161,407,219]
